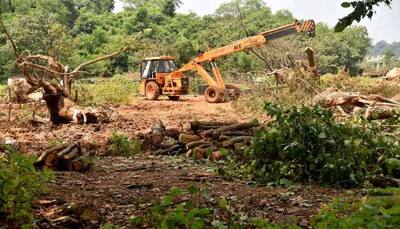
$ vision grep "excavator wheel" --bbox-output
[168,96,180,101]
[145,81,161,100]
[204,86,222,103]
[225,84,241,100]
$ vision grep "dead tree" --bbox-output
[1,16,133,124]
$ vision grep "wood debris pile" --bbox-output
[313,88,400,120]
[386,67,400,80]
[35,201,102,228]
[35,142,92,172]
[140,120,259,160]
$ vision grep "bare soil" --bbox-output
[0,96,361,228]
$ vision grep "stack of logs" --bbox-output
[35,142,91,172]
[151,121,259,160]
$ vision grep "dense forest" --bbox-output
[0,0,372,80]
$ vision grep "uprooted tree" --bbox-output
[0,16,135,125]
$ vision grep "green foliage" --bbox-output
[140,186,400,228]
[108,132,142,157]
[0,0,374,82]
[75,76,139,106]
[75,0,115,14]
[336,0,392,32]
[132,186,303,228]
[314,188,400,228]
[225,103,400,187]
[100,223,121,229]
[313,24,371,75]
[0,84,7,100]
[0,147,52,225]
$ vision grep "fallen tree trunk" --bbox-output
[314,88,400,120]
[0,16,133,124]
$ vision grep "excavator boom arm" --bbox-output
[178,19,315,72]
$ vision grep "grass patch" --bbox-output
[108,132,142,157]
[0,84,7,102]
[74,75,139,106]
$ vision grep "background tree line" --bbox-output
[0,0,373,81]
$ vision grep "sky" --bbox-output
[114,0,400,43]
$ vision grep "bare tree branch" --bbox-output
[235,5,274,72]
[71,47,130,75]
[0,15,18,58]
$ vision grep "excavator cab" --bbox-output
[139,56,189,101]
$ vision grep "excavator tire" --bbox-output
[225,84,241,100]
[146,81,161,100]
[168,96,180,101]
[204,86,222,103]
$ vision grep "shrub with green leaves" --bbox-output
[0,147,52,225]
[145,187,210,228]
[313,188,400,228]
[131,186,296,228]
[108,132,142,157]
[227,103,400,188]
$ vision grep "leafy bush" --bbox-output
[314,188,400,228]
[108,132,142,157]
[0,147,52,225]
[226,103,400,187]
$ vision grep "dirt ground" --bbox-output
[0,96,361,228]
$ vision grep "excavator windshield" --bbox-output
[141,59,177,79]
[157,60,177,73]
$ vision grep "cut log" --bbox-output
[192,147,208,160]
[67,155,91,172]
[35,142,88,172]
[201,122,259,138]
[44,152,58,169]
[36,143,69,165]
[221,131,252,137]
[222,136,253,148]
[63,146,80,161]
[188,121,235,131]
[186,140,211,150]
[158,144,183,155]
[57,143,79,157]
[178,134,202,144]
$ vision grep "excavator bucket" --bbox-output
[261,19,316,41]
[297,19,316,37]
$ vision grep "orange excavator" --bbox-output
[139,19,316,103]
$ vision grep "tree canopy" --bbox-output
[0,0,375,80]
[336,0,393,31]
